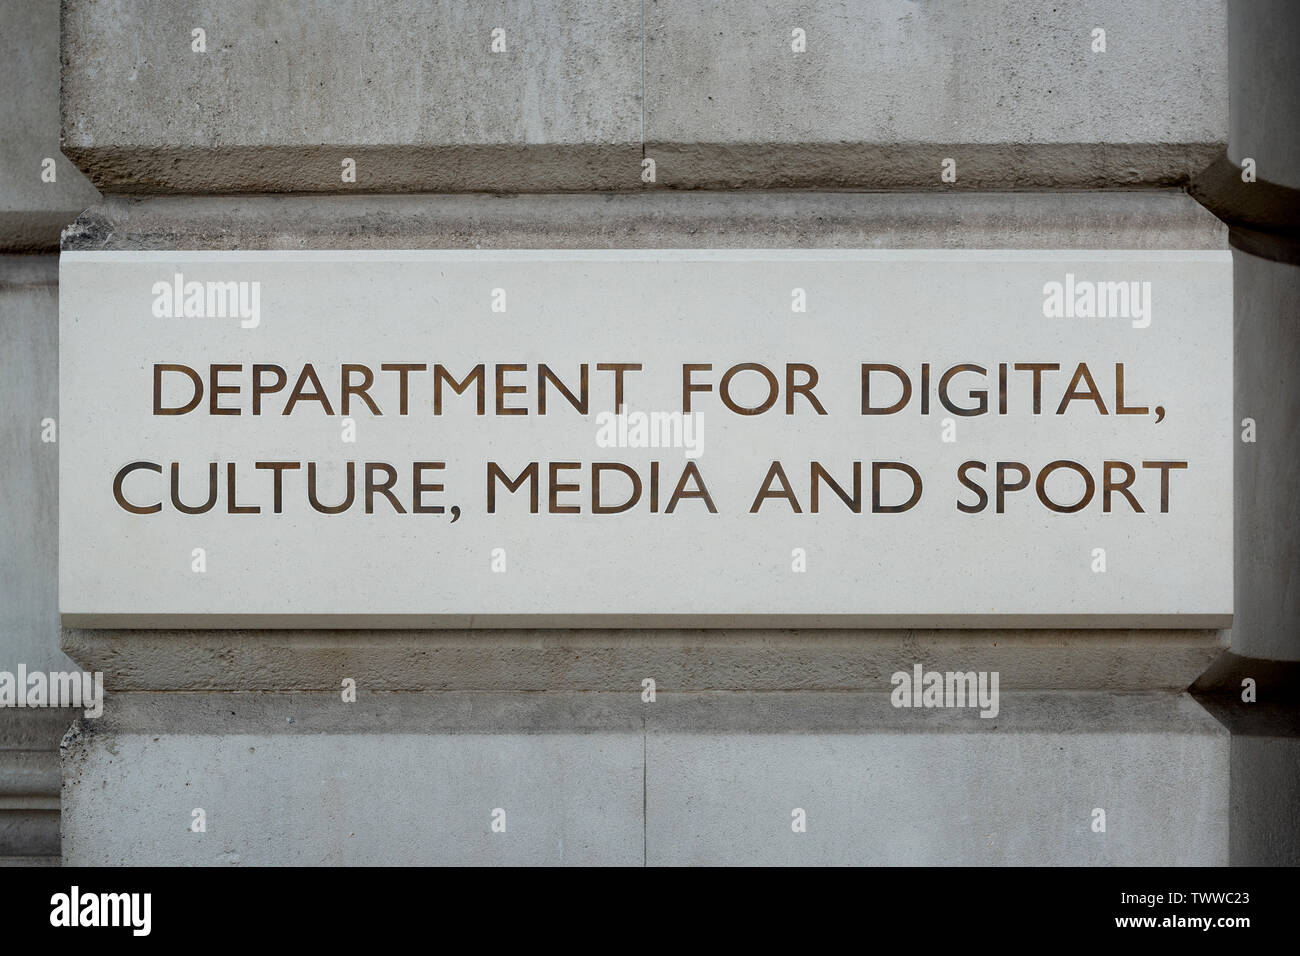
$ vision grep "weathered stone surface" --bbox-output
[59,0,1227,192]
[0,1,98,249]
[61,691,1228,865]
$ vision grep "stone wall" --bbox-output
[1,0,1294,865]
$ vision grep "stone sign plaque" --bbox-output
[59,250,1232,627]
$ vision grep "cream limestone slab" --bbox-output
[58,250,1231,627]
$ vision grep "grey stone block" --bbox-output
[645,692,1228,865]
[0,856,60,866]
[60,0,643,193]
[62,693,644,865]
[59,0,1228,191]
[0,257,73,675]
[1234,252,1300,662]
[1196,700,1300,865]
[60,189,1229,253]
[0,708,68,859]
[0,810,60,858]
[60,691,1229,865]
[0,258,73,860]
[1230,732,1300,865]
[60,627,1228,695]
[644,0,1228,188]
[0,0,98,249]
[1228,0,1300,191]
[64,733,643,865]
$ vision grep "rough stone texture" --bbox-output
[59,0,1227,192]
[645,0,1228,189]
[63,692,645,866]
[0,857,60,866]
[0,0,98,249]
[61,628,1226,694]
[61,190,1229,252]
[0,709,70,860]
[0,257,76,861]
[60,691,1228,865]
[1234,252,1300,662]
[60,0,643,193]
[65,731,644,866]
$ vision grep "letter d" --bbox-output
[153,364,203,415]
